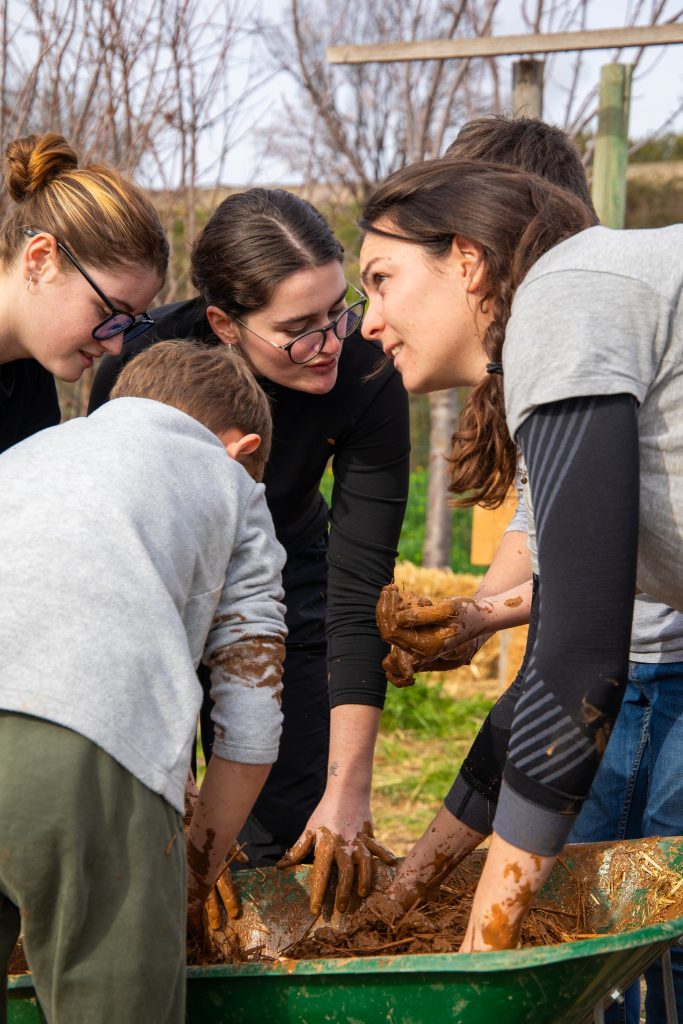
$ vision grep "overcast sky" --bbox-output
[220,0,683,184]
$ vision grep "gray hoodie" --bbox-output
[0,398,287,812]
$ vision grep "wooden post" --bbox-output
[512,59,544,119]
[423,389,459,569]
[591,63,633,229]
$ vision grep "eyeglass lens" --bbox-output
[93,313,135,340]
[93,314,154,343]
[121,319,154,342]
[288,300,366,364]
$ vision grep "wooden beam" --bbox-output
[327,23,683,65]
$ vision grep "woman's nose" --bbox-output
[361,298,385,341]
[321,325,342,354]
[99,334,125,357]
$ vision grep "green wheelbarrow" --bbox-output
[8,837,683,1024]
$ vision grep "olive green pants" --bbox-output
[0,713,186,1024]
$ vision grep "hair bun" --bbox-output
[5,132,79,203]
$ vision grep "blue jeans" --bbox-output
[569,661,683,1024]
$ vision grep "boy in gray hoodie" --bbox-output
[0,341,287,1024]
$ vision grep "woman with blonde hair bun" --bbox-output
[0,131,168,451]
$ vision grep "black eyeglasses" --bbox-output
[233,284,367,365]
[23,228,155,343]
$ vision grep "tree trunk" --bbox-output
[423,389,459,569]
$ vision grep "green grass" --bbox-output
[373,682,494,850]
[381,678,493,738]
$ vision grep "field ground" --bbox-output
[371,561,528,853]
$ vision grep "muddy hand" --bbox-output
[383,637,482,688]
[376,586,478,660]
[212,842,249,920]
[382,645,420,687]
[211,871,241,921]
[277,823,398,916]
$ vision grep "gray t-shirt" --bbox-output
[506,459,683,663]
[503,224,683,618]
[0,398,287,813]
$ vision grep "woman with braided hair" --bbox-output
[359,157,683,952]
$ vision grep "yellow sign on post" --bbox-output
[469,489,518,566]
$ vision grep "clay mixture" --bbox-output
[377,585,483,688]
[187,855,594,966]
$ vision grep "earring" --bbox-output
[26,276,34,291]
[226,343,235,351]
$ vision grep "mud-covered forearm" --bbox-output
[208,636,285,764]
[388,804,485,909]
[186,757,270,910]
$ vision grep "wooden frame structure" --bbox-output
[327,23,683,65]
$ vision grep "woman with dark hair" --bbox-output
[89,187,410,914]
[358,158,683,951]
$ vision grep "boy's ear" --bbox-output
[452,235,487,295]
[206,305,242,347]
[222,432,261,460]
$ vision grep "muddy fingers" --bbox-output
[215,872,242,920]
[308,828,338,915]
[334,844,356,913]
[204,886,223,932]
[365,836,398,865]
[276,829,315,869]
[353,842,374,897]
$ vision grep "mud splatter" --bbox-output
[504,862,522,883]
[481,902,516,949]
[581,699,602,724]
[212,613,247,626]
[165,832,178,855]
[209,637,285,702]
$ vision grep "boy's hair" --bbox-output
[111,341,272,480]
[445,114,596,214]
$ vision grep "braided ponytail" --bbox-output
[362,159,597,507]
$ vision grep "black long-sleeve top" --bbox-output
[0,359,60,454]
[88,299,411,709]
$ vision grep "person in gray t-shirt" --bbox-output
[359,155,683,957]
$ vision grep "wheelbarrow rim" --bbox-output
[181,913,683,979]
